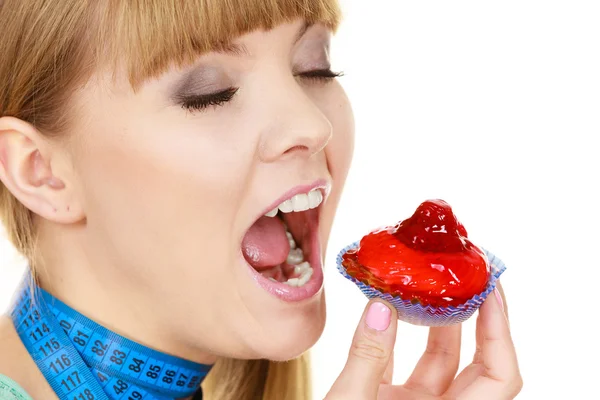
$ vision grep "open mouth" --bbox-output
[241,186,325,301]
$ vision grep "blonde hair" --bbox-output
[0,0,341,399]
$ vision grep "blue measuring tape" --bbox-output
[9,276,212,400]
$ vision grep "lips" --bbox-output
[248,208,324,302]
[240,180,330,302]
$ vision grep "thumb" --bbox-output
[327,300,398,400]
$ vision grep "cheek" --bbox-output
[72,110,255,274]
[324,83,355,182]
[316,83,355,244]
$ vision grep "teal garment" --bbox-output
[0,375,32,400]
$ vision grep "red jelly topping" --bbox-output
[342,200,490,307]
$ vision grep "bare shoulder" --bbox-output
[0,315,27,374]
[0,315,57,399]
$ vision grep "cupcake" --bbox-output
[337,199,505,326]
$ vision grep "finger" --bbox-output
[473,308,484,363]
[495,280,510,321]
[379,383,429,400]
[448,313,485,394]
[326,300,398,400]
[404,324,461,395]
[449,289,523,399]
[474,281,507,364]
[381,350,394,385]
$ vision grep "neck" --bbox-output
[34,222,219,367]
[11,278,213,399]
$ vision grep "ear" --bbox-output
[0,116,85,224]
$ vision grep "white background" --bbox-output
[1,1,599,398]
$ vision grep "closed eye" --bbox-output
[298,68,344,81]
[179,87,239,112]
[178,69,342,113]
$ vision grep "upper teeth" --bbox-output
[265,188,323,217]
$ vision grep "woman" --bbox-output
[0,0,522,399]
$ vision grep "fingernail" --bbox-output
[494,288,504,311]
[365,302,391,331]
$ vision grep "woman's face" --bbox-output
[60,20,354,361]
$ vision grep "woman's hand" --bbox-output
[326,286,522,400]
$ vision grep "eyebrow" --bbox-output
[218,22,313,56]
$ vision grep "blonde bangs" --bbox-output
[94,0,341,87]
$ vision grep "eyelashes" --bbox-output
[179,88,239,113]
[298,68,344,80]
[179,69,343,113]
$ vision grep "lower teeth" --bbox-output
[285,262,313,287]
[287,248,304,265]
[286,231,296,249]
[267,226,313,287]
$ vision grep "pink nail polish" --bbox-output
[365,302,391,331]
[494,288,504,311]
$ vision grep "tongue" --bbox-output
[242,216,290,270]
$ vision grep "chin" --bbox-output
[255,292,327,362]
[234,181,334,360]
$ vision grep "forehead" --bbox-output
[92,0,341,89]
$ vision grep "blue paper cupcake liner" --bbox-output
[336,242,506,326]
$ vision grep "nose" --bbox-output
[258,80,333,162]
